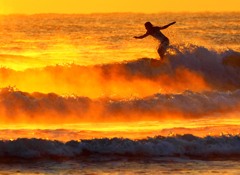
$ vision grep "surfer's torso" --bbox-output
[146,27,168,43]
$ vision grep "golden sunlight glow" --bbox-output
[0,0,239,143]
[0,118,240,142]
[0,0,239,14]
[0,63,210,99]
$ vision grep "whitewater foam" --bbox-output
[167,44,240,90]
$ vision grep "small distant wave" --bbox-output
[0,135,239,160]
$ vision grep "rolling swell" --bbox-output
[0,87,240,122]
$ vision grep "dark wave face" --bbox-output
[0,135,239,161]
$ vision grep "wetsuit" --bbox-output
[146,27,169,59]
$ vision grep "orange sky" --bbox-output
[0,0,239,14]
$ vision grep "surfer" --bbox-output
[134,21,176,60]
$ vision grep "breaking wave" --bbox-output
[0,87,240,122]
[0,44,240,99]
[0,135,240,160]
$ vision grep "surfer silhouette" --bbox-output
[134,21,176,60]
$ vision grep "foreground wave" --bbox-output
[0,135,240,160]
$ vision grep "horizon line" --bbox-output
[0,11,239,15]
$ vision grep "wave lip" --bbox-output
[0,135,240,160]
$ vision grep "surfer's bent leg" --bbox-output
[157,39,169,60]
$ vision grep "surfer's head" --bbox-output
[145,22,153,30]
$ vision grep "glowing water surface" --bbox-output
[0,13,240,174]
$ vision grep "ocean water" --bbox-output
[0,12,240,174]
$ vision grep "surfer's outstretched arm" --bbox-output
[159,21,176,30]
[134,33,149,39]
